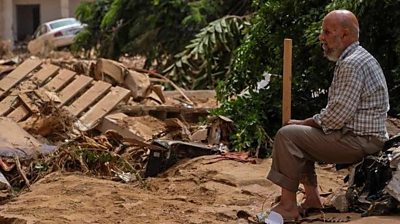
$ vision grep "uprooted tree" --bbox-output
[73,0,400,154]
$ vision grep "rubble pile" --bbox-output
[0,57,227,198]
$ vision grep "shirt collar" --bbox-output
[338,41,359,61]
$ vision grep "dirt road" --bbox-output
[0,156,398,224]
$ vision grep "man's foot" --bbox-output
[300,201,323,210]
[298,201,323,217]
[271,202,301,220]
[301,185,323,211]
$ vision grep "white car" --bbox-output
[28,18,85,54]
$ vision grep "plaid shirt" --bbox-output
[313,42,389,141]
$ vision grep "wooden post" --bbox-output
[282,38,292,125]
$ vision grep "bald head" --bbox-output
[319,10,360,61]
[324,10,359,42]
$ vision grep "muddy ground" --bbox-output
[0,156,398,224]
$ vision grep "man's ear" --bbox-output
[342,28,350,40]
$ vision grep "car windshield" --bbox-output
[49,19,80,29]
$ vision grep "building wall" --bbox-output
[0,1,3,38]
[1,0,14,42]
[69,0,81,17]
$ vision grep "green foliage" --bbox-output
[72,0,114,57]
[217,0,329,154]
[163,16,250,89]
[73,0,253,72]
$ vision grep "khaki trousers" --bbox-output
[267,125,384,192]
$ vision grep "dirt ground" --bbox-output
[0,156,398,224]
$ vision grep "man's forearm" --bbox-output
[286,118,321,128]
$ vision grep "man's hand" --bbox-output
[286,118,321,128]
[287,119,305,125]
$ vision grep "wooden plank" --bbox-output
[163,90,216,98]
[58,75,93,106]
[120,105,211,114]
[7,105,29,122]
[33,89,52,103]
[0,94,18,116]
[66,81,112,117]
[43,69,75,92]
[31,64,60,86]
[282,38,292,125]
[0,59,42,97]
[77,86,130,131]
[19,93,40,113]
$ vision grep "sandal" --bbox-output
[298,205,337,217]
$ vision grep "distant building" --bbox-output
[0,0,92,45]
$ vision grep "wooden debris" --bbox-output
[66,81,112,117]
[0,59,41,97]
[208,115,234,145]
[58,75,93,106]
[95,58,151,100]
[95,58,125,84]
[125,70,152,99]
[76,86,130,131]
[0,59,132,132]
[151,85,166,103]
[120,104,212,122]
[18,93,40,113]
[14,156,31,190]
[164,118,192,141]
[132,67,194,106]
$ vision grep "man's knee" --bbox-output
[276,125,304,139]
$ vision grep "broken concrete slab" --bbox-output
[98,113,166,142]
[191,127,208,142]
[0,117,56,158]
